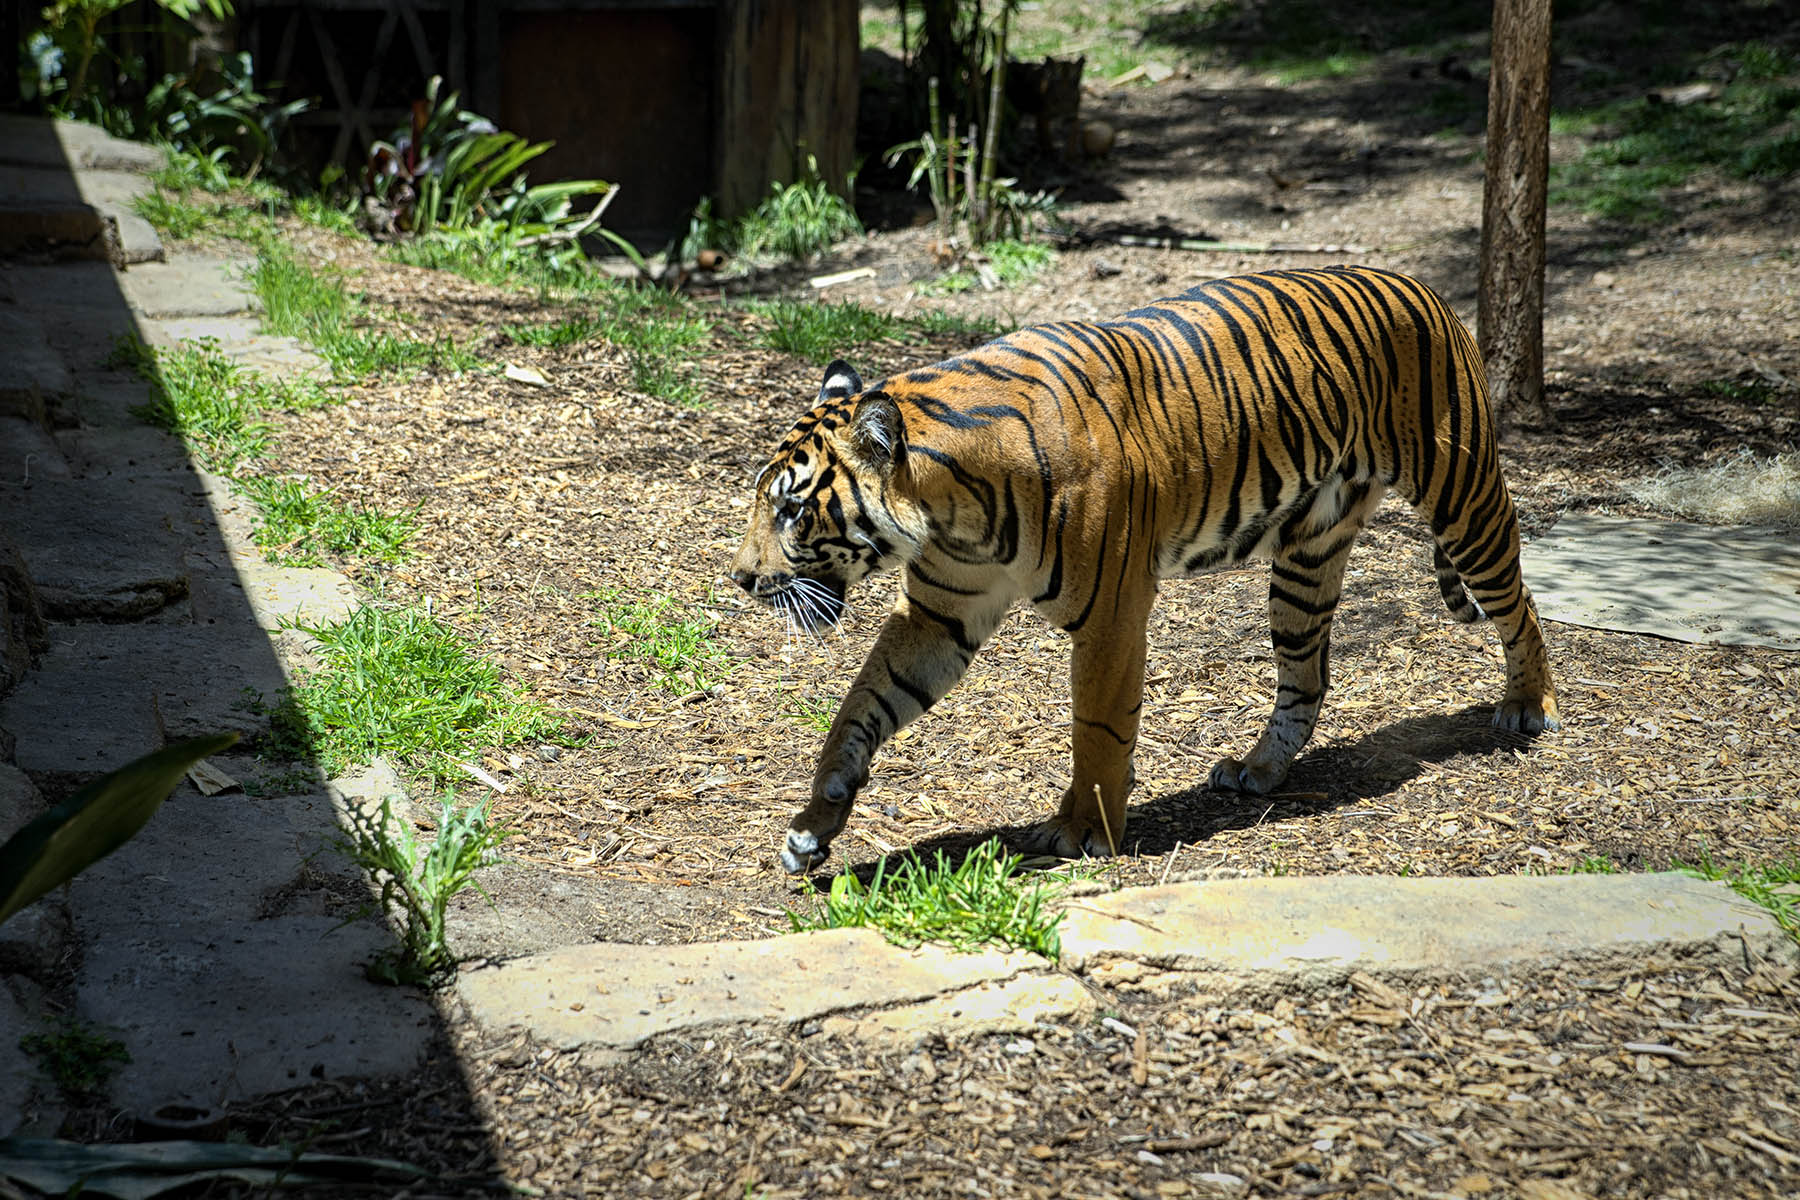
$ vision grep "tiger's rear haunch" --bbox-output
[731,266,1560,874]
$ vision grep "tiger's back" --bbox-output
[733,265,1558,873]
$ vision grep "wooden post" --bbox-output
[716,0,858,219]
[1478,0,1554,429]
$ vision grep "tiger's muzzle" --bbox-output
[730,568,848,632]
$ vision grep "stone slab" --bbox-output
[0,418,72,481]
[819,973,1096,1048]
[0,310,74,424]
[1522,513,1800,651]
[0,115,164,173]
[457,929,1039,1050]
[0,982,41,1136]
[0,621,290,783]
[1056,873,1793,983]
[66,780,435,1114]
[145,317,327,378]
[118,257,258,319]
[0,164,162,265]
[0,475,195,621]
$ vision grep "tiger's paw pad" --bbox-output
[1493,698,1560,735]
[1024,820,1116,861]
[1206,757,1282,795]
[780,830,830,875]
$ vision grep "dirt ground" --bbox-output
[202,13,1800,1196]
[254,29,1800,950]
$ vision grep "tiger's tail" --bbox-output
[1432,543,1484,624]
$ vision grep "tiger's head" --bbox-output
[731,360,926,632]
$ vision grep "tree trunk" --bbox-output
[1478,0,1554,429]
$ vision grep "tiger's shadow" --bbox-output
[825,705,1539,883]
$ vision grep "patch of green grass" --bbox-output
[1698,378,1781,404]
[237,475,416,567]
[789,839,1070,959]
[132,189,213,239]
[1142,0,1489,81]
[287,603,564,783]
[783,691,838,733]
[242,763,317,797]
[906,308,1005,340]
[118,337,272,470]
[508,314,603,348]
[592,589,733,694]
[921,239,1056,295]
[288,193,362,238]
[20,1020,130,1096]
[1569,854,1622,875]
[336,793,508,985]
[1550,41,1800,223]
[1679,852,1800,946]
[112,335,335,471]
[250,245,484,379]
[746,299,902,364]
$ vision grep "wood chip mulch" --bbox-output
[234,955,1800,1198]
[256,221,1800,947]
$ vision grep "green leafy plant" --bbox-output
[288,603,563,783]
[143,50,310,174]
[682,157,862,266]
[18,1021,130,1096]
[592,589,733,694]
[919,237,1055,294]
[789,839,1070,959]
[335,794,508,985]
[746,299,901,364]
[363,76,617,276]
[31,0,234,118]
[0,733,238,928]
[0,1136,427,1195]
[734,156,864,262]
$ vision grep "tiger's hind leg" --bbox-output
[1430,513,1560,734]
[1209,485,1384,796]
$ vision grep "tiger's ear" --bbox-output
[818,359,862,405]
[849,390,903,471]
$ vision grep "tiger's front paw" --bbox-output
[1207,756,1287,795]
[1024,818,1117,861]
[781,828,830,874]
[1493,695,1561,735]
[782,770,860,874]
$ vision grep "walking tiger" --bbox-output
[731,266,1559,873]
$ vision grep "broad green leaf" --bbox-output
[0,733,238,927]
[0,1136,425,1200]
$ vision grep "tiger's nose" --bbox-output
[731,569,756,594]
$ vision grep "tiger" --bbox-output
[731,265,1560,874]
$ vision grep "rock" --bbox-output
[3,475,194,621]
[0,311,74,425]
[457,928,1041,1050]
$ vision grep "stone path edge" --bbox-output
[454,872,1796,1052]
